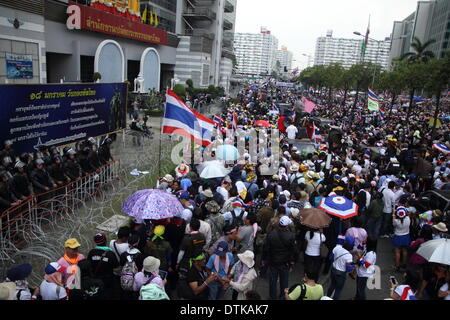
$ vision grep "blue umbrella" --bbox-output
[217,144,240,161]
[318,195,358,220]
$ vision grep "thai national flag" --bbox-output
[339,89,345,96]
[162,89,215,147]
[312,122,323,143]
[213,114,225,126]
[379,105,386,121]
[231,198,253,208]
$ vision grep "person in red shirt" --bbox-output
[278,116,286,134]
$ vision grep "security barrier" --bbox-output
[0,160,120,258]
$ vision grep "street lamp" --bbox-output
[354,31,384,86]
[300,53,312,67]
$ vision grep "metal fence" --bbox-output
[0,160,121,261]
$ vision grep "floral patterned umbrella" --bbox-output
[121,189,184,220]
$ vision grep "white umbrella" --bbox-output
[199,161,231,179]
[416,238,450,266]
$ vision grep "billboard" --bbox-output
[6,53,33,79]
[67,1,168,46]
[0,83,127,154]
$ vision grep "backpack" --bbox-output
[140,283,170,300]
[120,254,138,291]
[213,191,225,206]
[309,183,321,205]
[288,283,307,301]
[231,209,245,227]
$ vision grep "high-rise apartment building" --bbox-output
[314,32,391,70]
[389,0,450,67]
[234,27,279,78]
[174,0,236,92]
[276,46,293,77]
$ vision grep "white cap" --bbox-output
[279,216,292,227]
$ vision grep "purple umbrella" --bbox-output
[121,189,184,220]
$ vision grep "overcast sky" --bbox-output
[234,0,419,69]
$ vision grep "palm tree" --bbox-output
[401,37,436,63]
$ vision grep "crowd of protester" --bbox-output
[1,83,450,301]
[0,136,115,215]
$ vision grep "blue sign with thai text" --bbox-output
[0,83,127,154]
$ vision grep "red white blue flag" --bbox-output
[312,122,323,143]
[162,89,215,146]
[213,114,225,127]
[232,112,238,130]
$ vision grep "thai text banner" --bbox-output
[0,82,127,154]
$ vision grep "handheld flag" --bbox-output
[232,112,238,130]
[162,89,215,146]
[302,97,317,114]
[312,122,323,143]
[368,88,380,111]
[379,105,386,121]
[213,115,225,127]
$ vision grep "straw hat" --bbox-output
[433,223,448,233]
[0,282,16,300]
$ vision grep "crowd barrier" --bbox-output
[0,160,121,255]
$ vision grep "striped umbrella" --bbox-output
[433,144,450,155]
[319,195,358,220]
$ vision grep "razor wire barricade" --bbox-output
[0,160,121,260]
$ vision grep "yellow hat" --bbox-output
[64,238,81,249]
[154,225,165,237]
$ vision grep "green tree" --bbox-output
[396,60,428,123]
[173,84,186,100]
[375,69,405,121]
[349,62,377,107]
[401,37,436,63]
[424,52,450,136]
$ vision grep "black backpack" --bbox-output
[231,209,245,227]
[309,183,321,205]
[287,283,307,300]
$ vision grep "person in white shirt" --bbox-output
[216,180,231,202]
[286,124,298,140]
[186,219,212,251]
[355,238,377,300]
[110,226,131,261]
[390,269,419,300]
[327,236,355,300]
[304,229,326,281]
[178,192,194,223]
[392,200,411,272]
[438,278,450,300]
[381,181,396,238]
[40,262,68,300]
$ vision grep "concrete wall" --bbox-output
[45,20,177,83]
[174,36,212,88]
[0,5,46,84]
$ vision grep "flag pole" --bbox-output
[159,91,166,178]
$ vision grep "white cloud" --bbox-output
[235,0,418,69]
